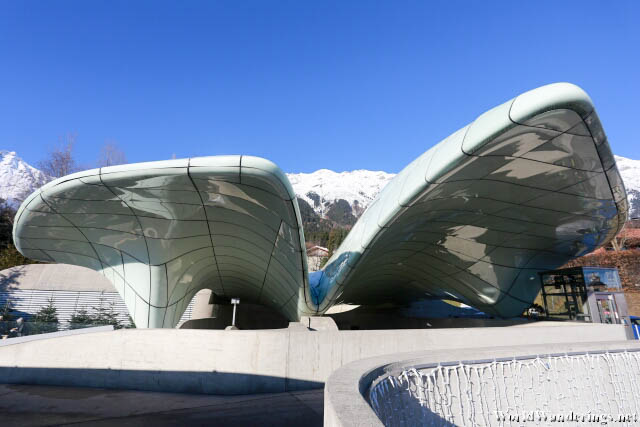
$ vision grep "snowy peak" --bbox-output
[615,155,640,191]
[0,151,51,209]
[287,156,640,222]
[1,151,639,220]
[615,155,640,218]
[286,169,395,217]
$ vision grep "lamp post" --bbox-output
[231,298,240,328]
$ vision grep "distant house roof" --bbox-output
[0,264,115,292]
[307,246,329,256]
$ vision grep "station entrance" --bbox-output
[538,267,630,325]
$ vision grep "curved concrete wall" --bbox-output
[0,323,630,396]
[324,340,640,427]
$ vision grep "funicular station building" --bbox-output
[11,83,629,329]
[4,84,640,424]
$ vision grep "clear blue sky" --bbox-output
[1,1,638,173]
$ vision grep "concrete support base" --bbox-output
[300,316,339,331]
[181,302,290,330]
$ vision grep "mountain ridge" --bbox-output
[1,151,639,225]
[614,155,640,219]
[0,151,50,209]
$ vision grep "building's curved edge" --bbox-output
[314,82,626,316]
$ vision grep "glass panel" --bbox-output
[583,268,622,290]
[544,294,571,319]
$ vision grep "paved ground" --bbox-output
[0,384,323,426]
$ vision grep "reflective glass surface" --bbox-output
[14,156,308,327]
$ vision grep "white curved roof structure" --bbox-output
[14,157,309,327]
[13,83,627,327]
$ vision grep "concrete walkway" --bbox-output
[0,384,323,426]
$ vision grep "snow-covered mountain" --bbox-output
[0,151,50,209]
[287,169,395,217]
[1,150,639,221]
[615,155,640,219]
[287,157,640,222]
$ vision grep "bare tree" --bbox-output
[38,134,79,178]
[98,141,127,167]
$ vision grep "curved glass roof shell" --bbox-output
[13,83,627,325]
[312,83,627,317]
[13,156,309,327]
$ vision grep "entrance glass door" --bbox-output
[596,295,620,324]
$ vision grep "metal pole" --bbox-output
[230,298,240,328]
[232,304,237,327]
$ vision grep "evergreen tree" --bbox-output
[306,230,330,248]
[91,295,121,329]
[0,198,39,271]
[0,244,37,271]
[29,296,59,334]
[0,299,15,321]
[0,299,16,335]
[327,229,338,256]
[319,256,329,269]
[326,227,349,257]
[69,307,93,330]
[125,314,136,329]
[0,198,13,248]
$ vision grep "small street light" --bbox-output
[231,298,240,328]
